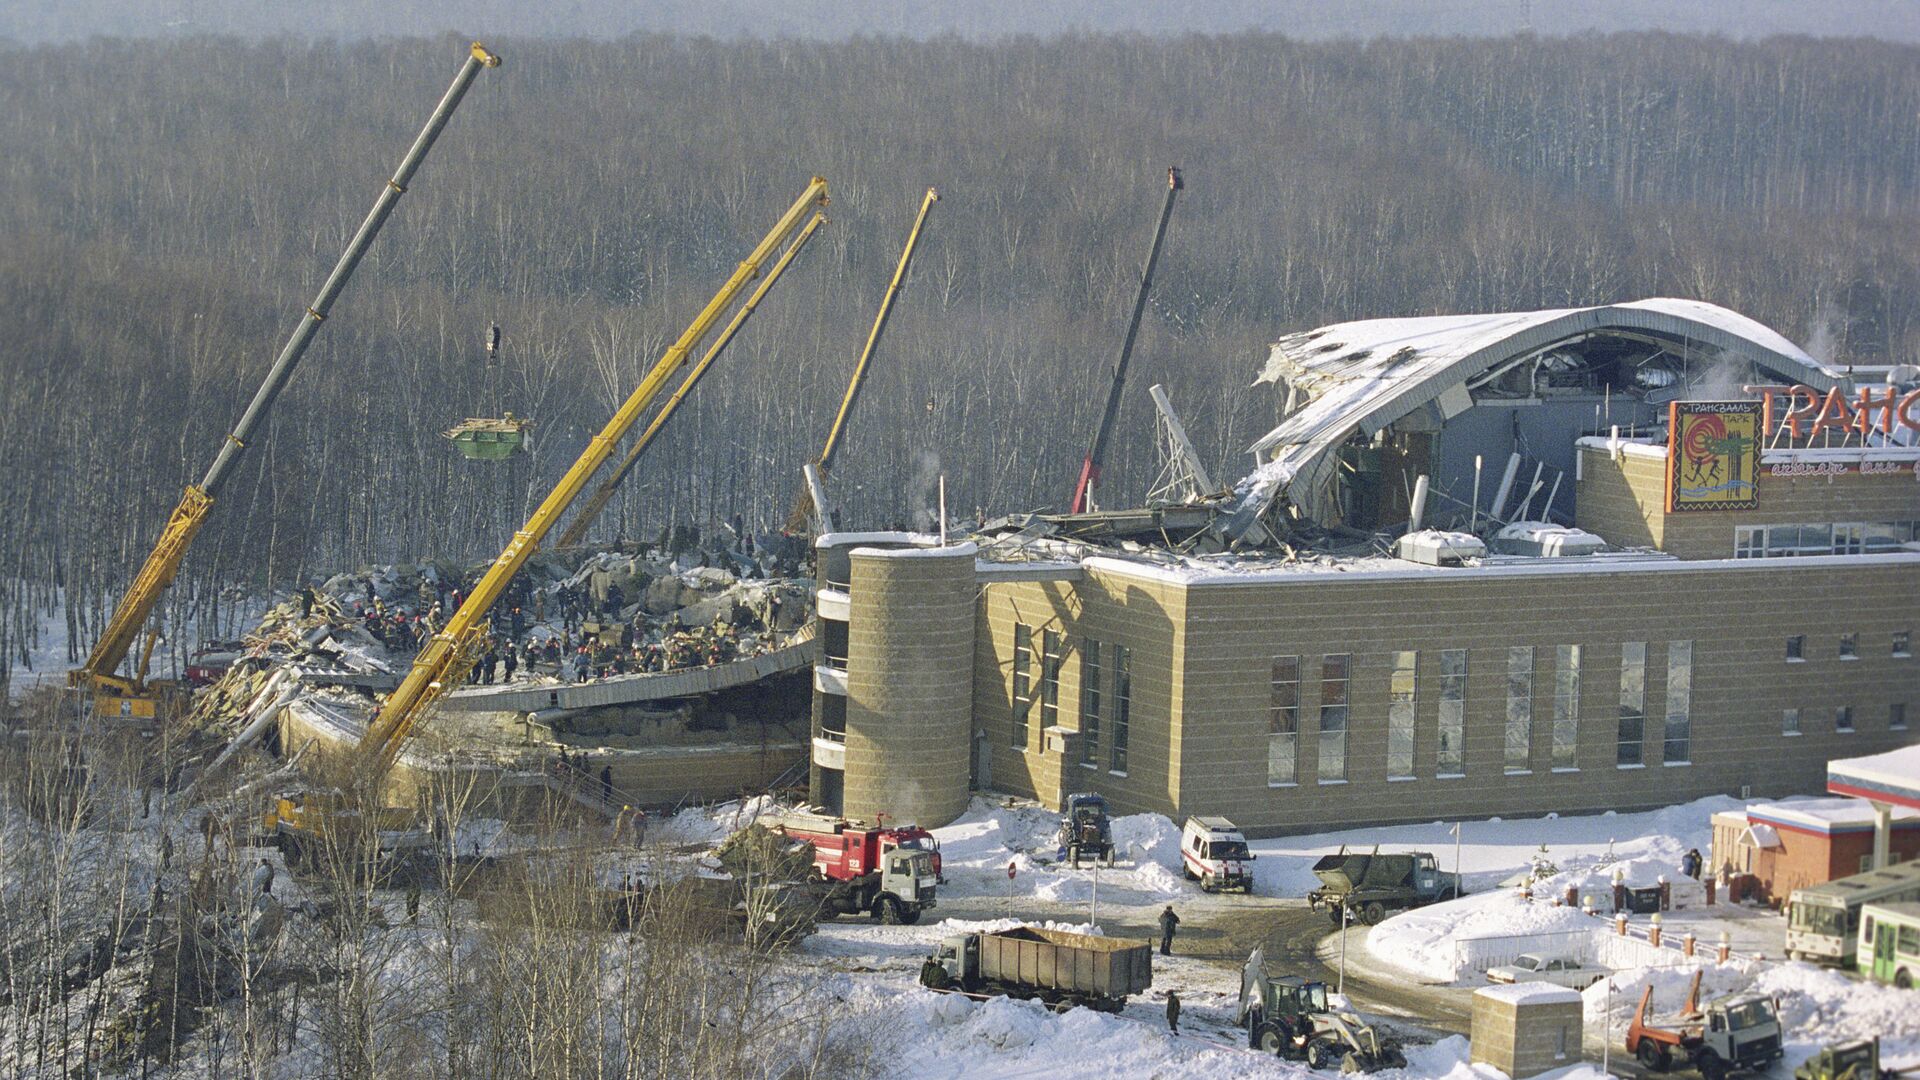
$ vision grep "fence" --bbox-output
[1452,929,1593,974]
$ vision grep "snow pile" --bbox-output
[1750,963,1920,1046]
[932,799,1196,905]
[882,989,1286,1080]
[1370,888,1596,981]
[654,794,782,845]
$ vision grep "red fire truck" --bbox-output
[762,811,942,923]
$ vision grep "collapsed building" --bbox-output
[808,299,1919,835]
[191,537,817,813]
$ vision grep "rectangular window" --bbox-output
[1110,645,1131,773]
[1269,656,1300,785]
[1892,703,1907,732]
[1836,705,1855,733]
[1834,523,1864,555]
[1840,633,1858,660]
[1011,624,1033,750]
[1319,654,1351,782]
[1664,640,1693,764]
[1388,650,1417,780]
[1782,707,1801,736]
[1553,645,1581,769]
[1618,642,1646,767]
[1506,646,1534,774]
[1734,526,1765,559]
[1080,640,1102,766]
[1896,631,1912,658]
[1438,649,1467,777]
[1785,635,1804,661]
[1039,629,1062,733]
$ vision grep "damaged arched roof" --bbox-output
[1223,298,1845,541]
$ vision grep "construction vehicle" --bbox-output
[1058,791,1116,868]
[1626,969,1784,1080]
[1067,166,1181,515]
[1795,1039,1899,1080]
[1307,846,1461,925]
[790,186,939,533]
[270,178,831,850]
[1237,958,1408,1070]
[763,809,943,879]
[919,926,1153,1012]
[555,210,829,548]
[1181,814,1256,892]
[67,42,501,724]
[755,812,939,923]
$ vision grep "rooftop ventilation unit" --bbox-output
[1395,530,1486,566]
[1491,522,1607,558]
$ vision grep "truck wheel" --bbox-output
[1636,1039,1668,1072]
[1306,1037,1338,1070]
[1362,902,1387,925]
[877,897,903,925]
[1898,968,1913,990]
[898,907,922,926]
[1255,1024,1286,1055]
[1696,1049,1727,1080]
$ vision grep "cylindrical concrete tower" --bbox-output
[842,542,976,828]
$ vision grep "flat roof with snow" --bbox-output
[1830,745,1920,810]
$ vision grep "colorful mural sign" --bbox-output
[1667,401,1761,512]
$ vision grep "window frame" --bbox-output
[1553,644,1581,771]
[1080,639,1102,767]
[1269,655,1301,786]
[1663,640,1693,765]
[1387,650,1417,780]
[1506,646,1534,775]
[1319,654,1351,783]
[1618,641,1646,767]
[1011,624,1033,750]
[1110,644,1131,774]
[1437,648,1468,778]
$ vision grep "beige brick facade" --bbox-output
[1575,445,1919,560]
[971,554,1918,836]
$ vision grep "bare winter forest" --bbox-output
[4,31,1920,685]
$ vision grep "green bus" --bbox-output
[1857,901,1920,988]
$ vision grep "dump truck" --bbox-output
[1237,957,1406,1070]
[919,925,1152,1012]
[1306,846,1460,925]
[1059,792,1116,868]
[1626,970,1783,1080]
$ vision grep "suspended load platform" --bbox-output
[443,412,532,459]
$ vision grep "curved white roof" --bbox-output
[1222,298,1845,540]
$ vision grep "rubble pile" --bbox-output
[186,533,817,745]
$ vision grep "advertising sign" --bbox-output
[1667,401,1761,512]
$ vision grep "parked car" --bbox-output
[1485,953,1605,989]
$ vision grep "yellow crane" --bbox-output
[554,210,829,549]
[70,43,501,722]
[791,186,939,532]
[348,178,829,791]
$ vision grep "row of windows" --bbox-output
[1734,520,1917,558]
[1270,642,1694,784]
[1010,625,1131,773]
[1786,631,1912,660]
[1783,703,1908,735]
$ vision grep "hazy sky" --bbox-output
[6,0,1919,45]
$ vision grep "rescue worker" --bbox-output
[1159,905,1181,956]
[1166,990,1181,1035]
[503,646,518,682]
[600,765,613,804]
